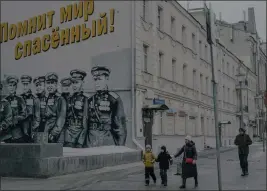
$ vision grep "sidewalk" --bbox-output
[1,146,237,190]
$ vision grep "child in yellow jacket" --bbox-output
[143,145,157,186]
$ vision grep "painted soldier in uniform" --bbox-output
[87,66,127,147]
[20,75,41,142]
[59,77,72,144]
[65,70,88,148]
[0,83,13,142]
[5,75,27,143]
[44,72,67,143]
[33,76,47,132]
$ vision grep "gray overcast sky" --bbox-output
[179,1,266,42]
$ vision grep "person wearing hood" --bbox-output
[234,127,252,176]
[156,145,173,186]
[142,144,157,186]
[174,135,198,189]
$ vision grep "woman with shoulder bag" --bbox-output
[174,135,198,189]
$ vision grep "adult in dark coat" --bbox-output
[234,127,252,176]
[174,135,198,189]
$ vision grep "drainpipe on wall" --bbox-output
[131,0,144,151]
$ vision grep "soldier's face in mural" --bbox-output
[61,86,70,93]
[46,81,57,93]
[72,80,83,93]
[22,82,31,93]
[7,82,17,94]
[35,82,45,94]
[94,75,108,91]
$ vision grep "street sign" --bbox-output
[153,98,165,105]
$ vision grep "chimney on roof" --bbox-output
[248,7,256,33]
[219,12,222,21]
[243,10,246,22]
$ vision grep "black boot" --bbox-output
[194,176,198,188]
[179,178,186,189]
[241,169,246,176]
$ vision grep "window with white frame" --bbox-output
[158,51,163,77]
[206,77,209,95]
[157,6,163,30]
[228,88,230,103]
[205,44,208,60]
[142,0,149,21]
[200,74,203,93]
[193,69,196,90]
[182,25,187,46]
[227,62,230,75]
[199,40,202,58]
[172,58,176,82]
[232,66,235,77]
[222,58,225,73]
[143,44,149,72]
[171,16,176,38]
[182,64,187,86]
[192,33,196,52]
[223,86,225,101]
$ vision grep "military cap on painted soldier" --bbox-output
[45,72,59,82]
[91,66,111,91]
[70,69,87,81]
[61,77,72,87]
[6,75,19,85]
[70,69,87,93]
[91,66,111,77]
[45,72,58,94]
[33,76,45,85]
[20,75,32,84]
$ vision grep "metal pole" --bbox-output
[205,4,222,190]
[210,42,222,191]
[240,81,244,130]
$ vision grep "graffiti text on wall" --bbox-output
[0,0,116,60]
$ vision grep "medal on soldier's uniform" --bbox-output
[74,101,82,109]
[47,99,54,105]
[99,101,110,111]
[26,99,33,105]
[10,100,18,108]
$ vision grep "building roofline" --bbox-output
[216,39,256,76]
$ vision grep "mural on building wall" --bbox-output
[0,66,127,147]
[0,0,132,148]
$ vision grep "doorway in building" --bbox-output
[201,117,205,148]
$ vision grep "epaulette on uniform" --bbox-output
[109,92,119,99]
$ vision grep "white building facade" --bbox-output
[133,1,263,153]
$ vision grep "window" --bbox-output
[192,33,196,52]
[200,74,203,93]
[199,40,202,58]
[232,66,235,77]
[157,6,163,30]
[222,59,225,72]
[206,77,209,95]
[182,64,187,86]
[142,0,148,21]
[227,62,230,75]
[171,16,176,37]
[227,88,230,102]
[182,25,186,45]
[193,70,196,90]
[223,86,225,101]
[158,52,163,77]
[172,59,176,81]
[143,44,149,72]
[205,45,208,60]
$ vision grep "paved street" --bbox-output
[1,143,266,190]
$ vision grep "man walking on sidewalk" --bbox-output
[234,127,252,176]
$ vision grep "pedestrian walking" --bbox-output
[234,127,252,176]
[142,145,157,186]
[174,135,198,189]
[156,145,173,187]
